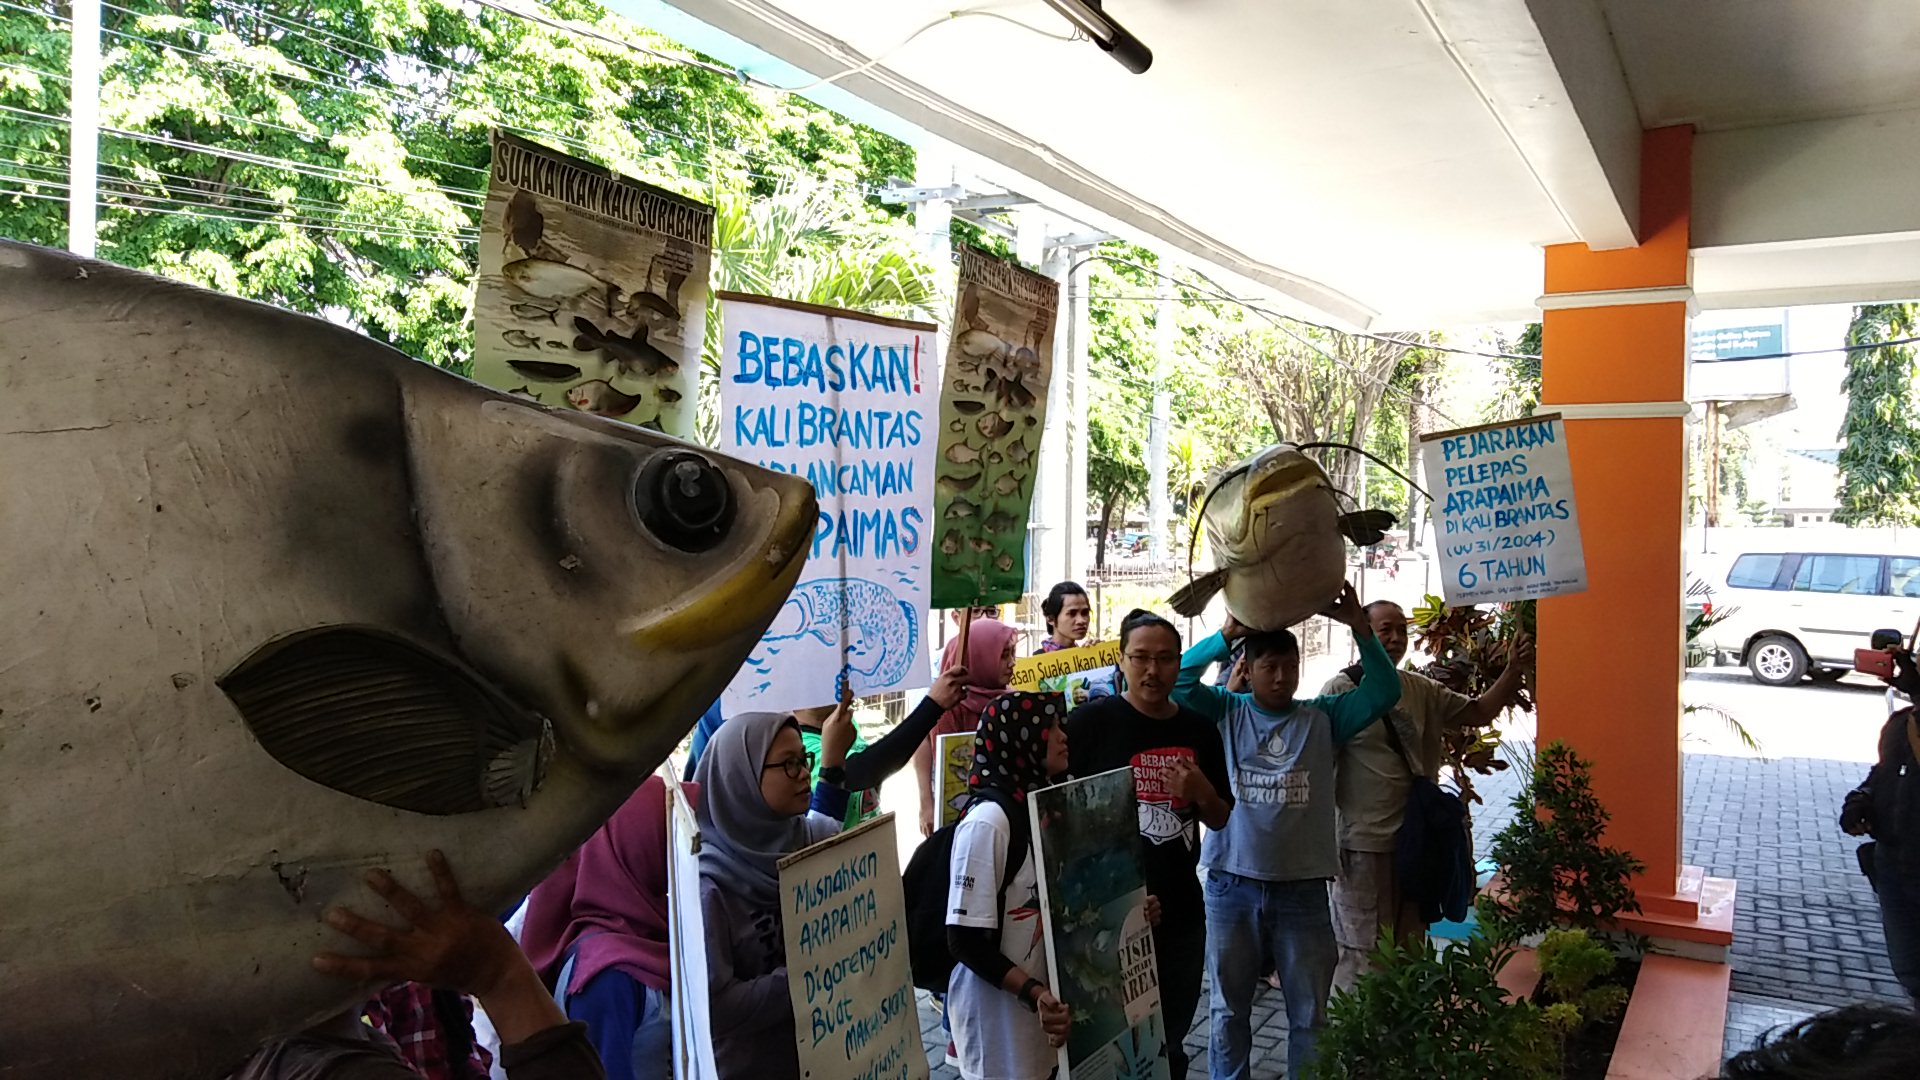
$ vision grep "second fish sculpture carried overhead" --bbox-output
[1169,444,1395,630]
[0,240,817,1079]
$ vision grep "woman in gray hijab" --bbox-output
[694,709,854,1079]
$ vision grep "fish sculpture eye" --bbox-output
[631,450,736,552]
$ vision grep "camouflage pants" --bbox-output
[1331,849,1425,994]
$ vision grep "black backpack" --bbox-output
[1344,665,1475,926]
[901,788,1030,992]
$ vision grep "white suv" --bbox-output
[1702,550,1920,686]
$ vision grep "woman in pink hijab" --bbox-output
[519,775,687,1080]
[911,617,1019,837]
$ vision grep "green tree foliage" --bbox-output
[1835,303,1920,526]
[1088,402,1146,569]
[1485,322,1543,422]
[0,0,916,381]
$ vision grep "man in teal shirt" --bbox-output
[1174,582,1400,1080]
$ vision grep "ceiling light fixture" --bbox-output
[1041,0,1152,73]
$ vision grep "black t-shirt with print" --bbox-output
[1065,694,1233,918]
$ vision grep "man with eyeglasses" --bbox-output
[1065,609,1233,1080]
[1173,582,1399,1080]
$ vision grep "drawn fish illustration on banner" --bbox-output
[930,247,1059,608]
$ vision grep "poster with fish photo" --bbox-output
[476,131,711,438]
[1012,640,1121,706]
[777,814,929,1080]
[718,293,938,711]
[929,247,1059,608]
[1420,412,1587,605]
[664,773,720,1080]
[1030,767,1171,1080]
[935,731,975,829]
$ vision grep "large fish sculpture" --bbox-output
[1168,444,1394,630]
[0,240,816,1078]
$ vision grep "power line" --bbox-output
[1071,252,1472,429]
[0,182,481,243]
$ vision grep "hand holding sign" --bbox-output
[927,665,968,710]
[1036,989,1071,1047]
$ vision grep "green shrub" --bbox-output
[1481,742,1644,939]
[1313,931,1557,1080]
[1536,928,1629,1029]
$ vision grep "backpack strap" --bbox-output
[1379,711,1421,778]
[967,788,1032,931]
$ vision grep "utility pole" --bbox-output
[1703,400,1721,529]
[1147,261,1174,567]
[68,0,101,257]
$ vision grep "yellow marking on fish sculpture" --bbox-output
[626,488,814,651]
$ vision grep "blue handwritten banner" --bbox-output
[777,814,928,1080]
[719,294,937,711]
[1420,413,1589,604]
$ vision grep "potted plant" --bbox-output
[1317,743,1649,1080]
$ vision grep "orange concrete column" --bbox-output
[1537,126,1694,911]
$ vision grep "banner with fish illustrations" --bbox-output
[934,731,974,829]
[1420,413,1587,605]
[476,131,711,437]
[718,293,938,711]
[777,814,929,1080]
[1030,766,1171,1080]
[1011,640,1122,706]
[930,247,1059,608]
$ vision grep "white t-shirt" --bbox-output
[945,800,1054,1080]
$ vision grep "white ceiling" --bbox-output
[645,0,1920,328]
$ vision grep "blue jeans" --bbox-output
[1875,846,1920,1005]
[556,952,672,1080]
[1205,870,1336,1080]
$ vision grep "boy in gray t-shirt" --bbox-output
[1173,583,1399,1080]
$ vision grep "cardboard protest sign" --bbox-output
[664,773,718,1080]
[934,731,975,829]
[777,814,928,1080]
[1420,413,1588,604]
[1029,767,1171,1080]
[719,294,938,711]
[476,131,710,437]
[929,247,1059,608]
[1011,640,1121,706]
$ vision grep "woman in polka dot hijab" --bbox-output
[966,691,1068,800]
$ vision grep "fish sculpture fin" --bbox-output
[1167,569,1229,617]
[220,627,551,816]
[1337,509,1398,547]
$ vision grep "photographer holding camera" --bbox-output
[1841,631,1920,1006]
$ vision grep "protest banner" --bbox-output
[1420,413,1588,605]
[930,247,1059,608]
[476,131,710,438]
[934,731,975,829]
[1029,767,1171,1080]
[719,293,938,711]
[663,773,718,1080]
[1011,640,1121,705]
[777,814,928,1080]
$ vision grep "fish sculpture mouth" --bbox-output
[1221,448,1334,551]
[622,480,817,653]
